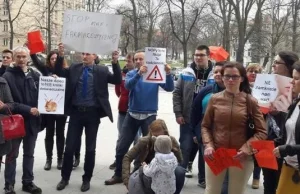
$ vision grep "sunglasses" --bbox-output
[223,75,241,80]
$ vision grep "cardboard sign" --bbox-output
[27,31,45,54]
[38,76,66,115]
[205,148,243,176]
[143,47,166,83]
[62,10,122,54]
[251,140,278,170]
[252,74,292,114]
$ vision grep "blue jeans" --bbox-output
[116,113,141,147]
[174,166,186,194]
[253,161,261,180]
[114,114,156,177]
[179,123,205,182]
[5,133,38,185]
[61,108,100,181]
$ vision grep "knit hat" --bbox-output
[153,135,172,154]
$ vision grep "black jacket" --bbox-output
[2,66,41,135]
[0,65,7,76]
[278,98,300,170]
[55,61,122,122]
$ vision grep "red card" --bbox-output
[251,140,278,170]
[205,148,243,176]
[27,31,45,54]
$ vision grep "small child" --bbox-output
[142,135,178,194]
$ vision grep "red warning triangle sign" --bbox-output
[146,65,163,81]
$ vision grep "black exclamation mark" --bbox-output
[154,70,157,78]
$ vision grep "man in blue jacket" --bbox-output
[104,50,174,185]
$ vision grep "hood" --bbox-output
[155,152,178,175]
[5,66,24,74]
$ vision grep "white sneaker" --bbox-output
[185,162,193,178]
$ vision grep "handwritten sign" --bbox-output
[62,10,122,54]
[143,47,166,83]
[252,74,292,114]
[38,76,66,115]
[251,140,278,170]
[205,148,242,176]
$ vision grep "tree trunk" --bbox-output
[131,0,139,51]
[5,0,13,49]
[181,1,187,66]
[147,17,154,46]
[182,42,188,66]
[47,0,51,54]
[292,0,299,51]
[236,31,245,63]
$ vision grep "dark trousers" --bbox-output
[44,115,67,160]
[61,109,100,181]
[262,159,283,194]
[114,114,156,177]
[179,123,205,182]
[253,160,261,180]
[74,134,82,159]
[4,133,38,185]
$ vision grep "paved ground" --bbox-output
[0,86,264,194]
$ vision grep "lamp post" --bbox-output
[70,50,75,62]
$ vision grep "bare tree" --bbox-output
[210,0,233,54]
[0,0,28,49]
[291,0,300,51]
[138,0,165,46]
[86,0,111,12]
[165,0,208,67]
[227,0,266,63]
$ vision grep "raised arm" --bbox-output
[107,51,122,85]
[30,54,49,76]
[159,74,174,92]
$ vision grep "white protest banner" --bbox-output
[62,10,122,54]
[143,47,166,83]
[38,76,66,115]
[252,74,292,114]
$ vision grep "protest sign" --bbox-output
[251,140,278,170]
[252,74,292,114]
[38,76,66,115]
[27,31,45,54]
[143,47,166,83]
[62,10,122,54]
[205,148,242,176]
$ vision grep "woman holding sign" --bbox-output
[30,43,68,171]
[273,61,300,194]
[201,62,267,194]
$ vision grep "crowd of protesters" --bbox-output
[0,42,299,194]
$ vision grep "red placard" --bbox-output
[27,31,45,54]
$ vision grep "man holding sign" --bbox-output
[55,50,121,192]
[104,49,174,187]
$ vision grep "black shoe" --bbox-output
[80,181,90,192]
[104,176,123,185]
[56,179,69,191]
[44,159,52,171]
[22,182,42,194]
[109,161,116,170]
[73,158,80,168]
[57,159,63,170]
[4,184,15,194]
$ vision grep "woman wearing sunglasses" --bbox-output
[201,62,267,194]
[273,61,300,194]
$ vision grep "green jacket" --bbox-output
[122,135,182,186]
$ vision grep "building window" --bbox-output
[3,5,8,15]
[248,51,252,57]
[3,21,8,32]
[3,38,8,46]
[233,51,236,57]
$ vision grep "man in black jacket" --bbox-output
[0,49,13,76]
[2,46,41,194]
[55,50,122,192]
